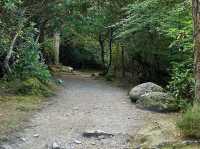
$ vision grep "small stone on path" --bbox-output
[33,134,39,138]
[83,130,114,138]
[20,137,26,142]
[73,107,79,111]
[74,140,82,144]
[98,135,105,140]
[52,142,61,149]
[91,142,96,145]
[64,113,70,117]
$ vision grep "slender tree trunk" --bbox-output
[99,32,105,68]
[121,46,125,77]
[38,23,45,44]
[105,28,114,75]
[53,31,60,65]
[108,28,113,69]
[193,0,200,101]
[3,32,19,73]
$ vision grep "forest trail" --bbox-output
[1,73,164,149]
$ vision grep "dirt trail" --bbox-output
[0,73,165,149]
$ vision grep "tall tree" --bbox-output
[193,0,200,100]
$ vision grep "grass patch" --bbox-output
[161,144,200,149]
[177,103,200,139]
[0,77,57,141]
[0,95,44,139]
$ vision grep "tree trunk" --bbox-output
[121,46,125,77]
[193,0,200,101]
[53,31,60,65]
[38,20,48,44]
[3,32,19,74]
[99,32,105,68]
[105,28,114,75]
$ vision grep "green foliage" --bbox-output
[117,0,191,37]
[177,103,200,138]
[1,0,22,10]
[11,26,52,83]
[41,39,55,64]
[168,60,194,101]
[114,0,194,101]
[105,72,115,81]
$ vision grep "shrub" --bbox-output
[167,59,194,110]
[168,60,194,100]
[41,39,55,64]
[177,103,200,138]
[12,26,52,83]
[105,72,115,81]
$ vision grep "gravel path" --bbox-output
[1,74,153,149]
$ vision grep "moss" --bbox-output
[0,77,55,141]
[17,77,54,96]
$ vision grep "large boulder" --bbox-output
[61,66,74,73]
[136,92,178,112]
[129,82,163,102]
[49,65,74,73]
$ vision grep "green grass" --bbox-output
[0,95,44,139]
[161,144,200,149]
[177,103,200,138]
[0,78,56,141]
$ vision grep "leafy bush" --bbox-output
[177,103,200,138]
[1,24,55,96]
[105,72,115,81]
[41,39,55,64]
[167,58,194,110]
[12,26,52,83]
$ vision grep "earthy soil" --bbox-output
[0,73,174,149]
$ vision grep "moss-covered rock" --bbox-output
[129,82,163,102]
[17,77,53,96]
[136,92,178,112]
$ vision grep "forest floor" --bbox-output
[0,72,179,149]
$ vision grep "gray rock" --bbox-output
[33,134,39,138]
[129,82,163,102]
[136,92,178,112]
[91,142,96,145]
[52,142,61,149]
[20,137,26,142]
[91,73,100,77]
[73,107,79,111]
[97,135,105,140]
[61,66,74,73]
[83,130,114,138]
[64,113,70,117]
[74,140,82,144]
[57,79,64,85]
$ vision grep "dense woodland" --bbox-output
[1,0,200,144]
[0,0,193,97]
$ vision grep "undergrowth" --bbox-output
[177,103,200,139]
